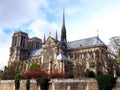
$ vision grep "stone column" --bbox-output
[17,35,20,46]
[18,35,21,47]
[67,86,71,90]
[48,57,52,74]
[12,37,14,47]
[113,66,117,77]
[52,83,55,90]
[85,83,89,90]
[62,61,65,72]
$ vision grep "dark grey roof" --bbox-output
[67,37,106,49]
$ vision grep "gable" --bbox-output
[44,36,56,48]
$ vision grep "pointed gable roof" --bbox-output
[46,36,56,42]
[43,36,57,48]
[67,37,106,50]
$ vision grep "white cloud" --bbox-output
[0,48,9,69]
[66,4,120,44]
[0,0,48,28]
[0,0,51,69]
[0,28,11,69]
[0,29,11,47]
[28,19,60,40]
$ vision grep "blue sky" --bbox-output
[0,0,120,69]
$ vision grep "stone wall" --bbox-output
[49,79,98,90]
[0,80,39,90]
[0,78,120,90]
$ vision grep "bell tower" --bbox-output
[9,31,29,64]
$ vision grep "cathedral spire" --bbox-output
[56,31,58,41]
[61,9,67,43]
[43,34,46,44]
[63,9,65,27]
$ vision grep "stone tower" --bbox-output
[61,9,67,43]
[9,31,29,64]
[28,37,42,51]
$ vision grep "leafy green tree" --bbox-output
[29,63,40,70]
[36,78,50,90]
[14,73,22,79]
[96,74,117,90]
[14,79,20,90]
[26,79,30,90]
[84,69,95,78]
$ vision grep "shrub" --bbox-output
[36,78,50,90]
[84,69,95,78]
[96,74,117,90]
[14,79,20,90]
[14,73,22,79]
[26,79,30,90]
[22,67,48,79]
[29,63,40,70]
[48,71,68,78]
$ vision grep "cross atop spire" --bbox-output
[97,29,99,37]
[49,31,51,36]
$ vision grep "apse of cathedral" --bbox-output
[8,11,108,78]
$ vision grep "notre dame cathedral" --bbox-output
[8,11,108,77]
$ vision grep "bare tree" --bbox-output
[105,36,120,75]
[2,61,23,80]
[108,36,120,56]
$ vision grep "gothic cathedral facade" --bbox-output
[8,11,108,77]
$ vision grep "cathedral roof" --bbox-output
[67,36,106,50]
[56,53,67,61]
[29,49,42,56]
